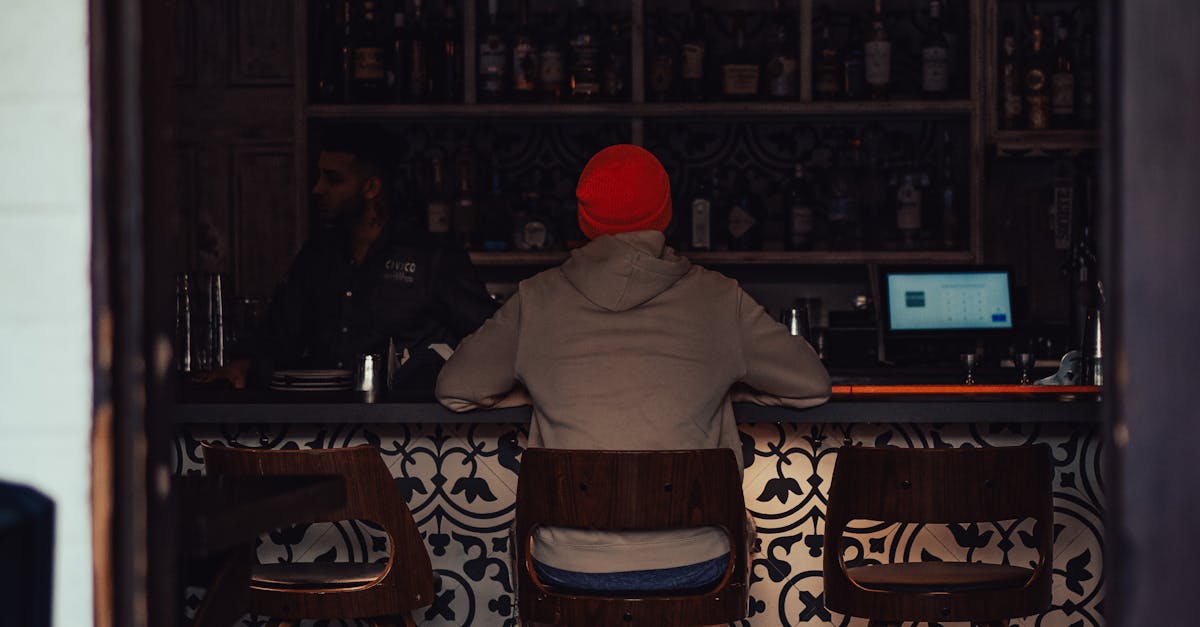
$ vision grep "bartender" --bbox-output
[197,127,498,390]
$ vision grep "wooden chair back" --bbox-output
[202,444,435,620]
[823,444,1054,622]
[514,448,748,626]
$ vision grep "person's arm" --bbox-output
[435,293,523,412]
[733,289,832,408]
[431,245,500,341]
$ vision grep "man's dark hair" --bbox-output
[317,125,396,178]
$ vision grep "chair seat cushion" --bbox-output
[251,562,388,590]
[847,562,1034,593]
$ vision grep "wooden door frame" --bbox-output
[90,0,176,624]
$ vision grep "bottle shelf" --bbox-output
[469,250,975,267]
[306,99,975,120]
[990,130,1099,156]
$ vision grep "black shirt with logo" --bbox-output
[243,221,498,387]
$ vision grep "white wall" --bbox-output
[0,0,95,625]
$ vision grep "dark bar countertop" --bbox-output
[174,384,1101,424]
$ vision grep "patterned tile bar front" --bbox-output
[175,419,1104,627]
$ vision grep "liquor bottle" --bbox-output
[426,155,451,237]
[513,188,553,250]
[1051,14,1076,128]
[315,0,346,103]
[764,0,798,100]
[479,0,508,102]
[512,0,540,101]
[726,172,762,251]
[453,155,476,249]
[721,12,760,101]
[648,23,676,103]
[602,21,629,101]
[826,137,863,249]
[539,12,566,102]
[689,171,715,251]
[351,0,388,102]
[388,6,407,102]
[895,171,922,249]
[999,19,1022,130]
[435,1,462,103]
[938,130,960,249]
[568,0,602,101]
[1024,14,1051,130]
[786,164,817,251]
[814,6,842,100]
[843,19,866,100]
[479,155,511,251]
[1076,26,1097,127]
[920,0,950,98]
[865,0,890,100]
[681,0,709,101]
[407,0,431,100]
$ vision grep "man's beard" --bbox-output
[320,194,369,228]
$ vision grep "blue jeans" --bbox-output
[532,554,729,594]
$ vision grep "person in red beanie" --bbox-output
[437,144,830,594]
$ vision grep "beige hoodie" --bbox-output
[436,231,831,573]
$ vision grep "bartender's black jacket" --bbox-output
[238,220,498,389]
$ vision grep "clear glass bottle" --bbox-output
[478,0,508,102]
[865,0,891,100]
[763,0,798,100]
[920,0,950,98]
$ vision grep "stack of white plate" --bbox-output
[269,369,353,392]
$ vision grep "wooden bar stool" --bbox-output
[822,444,1054,627]
[202,444,435,627]
[514,448,749,627]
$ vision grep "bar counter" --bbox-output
[173,385,1101,424]
[173,385,1104,627]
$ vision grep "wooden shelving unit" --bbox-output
[470,249,976,267]
[294,0,997,267]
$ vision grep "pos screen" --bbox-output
[885,270,1013,332]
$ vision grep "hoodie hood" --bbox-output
[560,231,692,312]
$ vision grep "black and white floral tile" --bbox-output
[175,420,1104,627]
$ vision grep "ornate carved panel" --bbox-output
[229,0,293,85]
[231,143,297,299]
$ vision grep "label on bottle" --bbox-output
[922,47,949,92]
[1052,73,1075,114]
[572,75,600,97]
[682,43,705,79]
[521,220,548,250]
[722,64,760,96]
[513,43,538,92]
[571,36,599,66]
[896,181,921,231]
[354,47,385,80]
[1002,66,1023,123]
[1027,94,1050,130]
[727,203,756,238]
[864,41,891,86]
[691,198,711,249]
[540,50,564,84]
[766,56,798,97]
[651,56,674,95]
[427,201,451,233]
[480,41,508,93]
[789,204,814,240]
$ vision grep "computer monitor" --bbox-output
[883,268,1014,333]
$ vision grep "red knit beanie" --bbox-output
[576,144,672,240]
